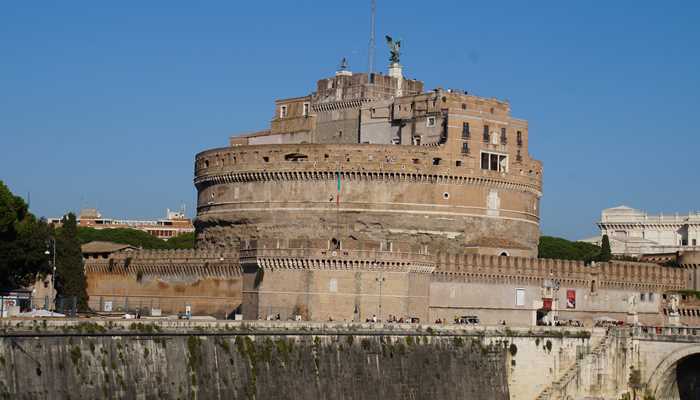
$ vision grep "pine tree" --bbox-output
[55,213,89,311]
[0,181,50,290]
[598,234,612,262]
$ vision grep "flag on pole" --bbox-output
[336,171,341,205]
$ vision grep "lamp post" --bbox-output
[375,271,385,322]
[45,237,56,313]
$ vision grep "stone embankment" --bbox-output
[0,320,520,400]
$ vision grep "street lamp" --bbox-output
[45,237,56,313]
[375,270,385,322]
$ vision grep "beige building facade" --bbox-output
[585,205,700,257]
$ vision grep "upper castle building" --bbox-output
[195,60,543,258]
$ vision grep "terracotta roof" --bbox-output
[81,241,139,254]
[464,237,530,250]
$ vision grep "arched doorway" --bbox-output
[648,346,700,399]
[677,353,700,399]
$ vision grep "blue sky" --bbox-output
[1,1,699,239]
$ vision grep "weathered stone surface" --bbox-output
[0,323,509,400]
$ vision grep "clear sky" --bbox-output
[1,1,699,240]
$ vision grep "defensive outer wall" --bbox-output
[83,244,686,326]
[84,249,242,318]
[4,320,700,399]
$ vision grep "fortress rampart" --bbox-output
[84,243,688,325]
[84,249,242,317]
[433,253,685,291]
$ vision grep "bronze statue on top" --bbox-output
[385,35,401,64]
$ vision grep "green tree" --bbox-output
[166,231,195,249]
[598,234,612,262]
[0,181,50,290]
[75,227,195,249]
[538,236,602,262]
[55,213,89,310]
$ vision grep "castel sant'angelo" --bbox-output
[85,42,690,326]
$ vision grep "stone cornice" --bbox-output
[195,169,542,197]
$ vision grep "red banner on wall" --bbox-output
[542,298,552,311]
[566,290,576,309]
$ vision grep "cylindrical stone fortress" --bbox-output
[194,142,542,256]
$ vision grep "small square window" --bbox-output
[427,116,436,127]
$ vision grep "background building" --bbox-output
[583,205,700,257]
[49,208,194,240]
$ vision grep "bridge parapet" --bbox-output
[632,325,700,341]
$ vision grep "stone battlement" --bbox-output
[239,247,435,273]
[85,249,241,277]
[434,252,685,291]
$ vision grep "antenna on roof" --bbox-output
[368,0,376,76]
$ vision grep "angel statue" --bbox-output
[385,35,401,64]
[668,294,680,316]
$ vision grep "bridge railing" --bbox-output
[633,325,700,338]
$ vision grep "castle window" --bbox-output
[483,125,490,142]
[284,153,308,162]
[455,160,462,167]
[381,241,393,252]
[640,293,646,302]
[462,103,467,110]
[516,150,522,162]
[517,131,523,146]
[649,293,655,302]
[500,128,507,144]
[412,158,420,164]
[263,156,269,162]
[694,239,697,246]
[432,157,441,165]
[204,160,209,168]
[443,192,450,200]
[280,105,288,118]
[480,151,508,172]
[302,102,310,117]
[462,122,470,139]
[515,288,525,306]
[461,142,469,154]
[427,116,437,127]
[490,107,495,114]
[329,279,338,293]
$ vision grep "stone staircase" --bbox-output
[534,329,614,400]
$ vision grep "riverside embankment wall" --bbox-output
[0,320,511,400]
